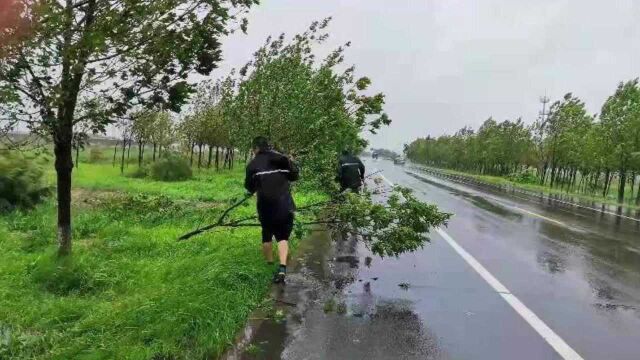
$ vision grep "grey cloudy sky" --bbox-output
[212,0,640,151]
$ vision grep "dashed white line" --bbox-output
[378,171,584,360]
[406,170,568,228]
[416,167,640,223]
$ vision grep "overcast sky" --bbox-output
[211,0,640,151]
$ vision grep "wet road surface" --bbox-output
[227,159,640,360]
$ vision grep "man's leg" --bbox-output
[262,242,273,263]
[262,226,274,264]
[272,214,294,284]
[276,240,288,267]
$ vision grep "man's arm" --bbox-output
[245,164,257,194]
[336,158,344,182]
[287,156,299,182]
[358,158,366,180]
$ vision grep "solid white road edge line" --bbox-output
[377,171,584,360]
[436,228,584,360]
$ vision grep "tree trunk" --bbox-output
[190,143,195,167]
[127,140,132,167]
[113,142,118,167]
[120,137,127,174]
[197,144,203,169]
[215,146,220,171]
[153,143,157,162]
[54,134,73,257]
[636,178,640,205]
[207,146,213,168]
[54,0,100,256]
[223,148,229,169]
[138,142,144,167]
[603,169,611,197]
[629,172,636,204]
[75,146,80,169]
[618,170,627,204]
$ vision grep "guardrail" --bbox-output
[407,165,640,222]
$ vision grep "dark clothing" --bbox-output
[337,154,365,191]
[261,213,294,243]
[245,150,299,236]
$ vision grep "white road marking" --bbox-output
[379,173,395,187]
[415,166,640,223]
[436,229,584,360]
[405,170,568,228]
[379,170,584,360]
[532,193,640,223]
[510,206,566,227]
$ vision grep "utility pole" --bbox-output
[536,94,551,185]
[539,95,550,125]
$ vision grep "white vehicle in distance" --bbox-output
[393,156,406,165]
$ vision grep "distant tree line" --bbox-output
[405,81,640,205]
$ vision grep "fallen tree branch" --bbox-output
[177,169,387,241]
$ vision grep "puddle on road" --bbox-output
[406,172,523,221]
[225,225,448,360]
[335,255,360,268]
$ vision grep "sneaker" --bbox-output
[273,271,286,284]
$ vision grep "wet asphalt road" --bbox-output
[366,159,640,360]
[228,158,640,360]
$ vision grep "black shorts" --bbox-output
[261,214,294,243]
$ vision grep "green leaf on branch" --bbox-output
[332,187,452,258]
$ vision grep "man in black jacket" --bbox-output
[245,137,299,284]
[337,150,365,192]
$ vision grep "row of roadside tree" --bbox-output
[115,19,390,187]
[405,81,640,205]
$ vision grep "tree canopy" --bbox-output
[405,83,640,205]
[0,0,258,255]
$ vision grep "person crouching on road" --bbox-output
[245,136,299,284]
[337,150,365,192]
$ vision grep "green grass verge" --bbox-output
[72,163,245,201]
[417,165,640,211]
[1,161,325,359]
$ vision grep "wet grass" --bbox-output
[73,163,245,201]
[1,161,325,359]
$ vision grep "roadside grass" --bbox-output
[415,165,640,211]
[1,161,325,359]
[72,162,244,201]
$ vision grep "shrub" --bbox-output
[507,169,538,184]
[0,151,49,212]
[93,193,184,225]
[150,155,192,181]
[88,147,106,163]
[127,165,149,179]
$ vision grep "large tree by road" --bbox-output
[0,0,257,256]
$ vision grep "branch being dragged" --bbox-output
[177,197,338,241]
[177,185,452,258]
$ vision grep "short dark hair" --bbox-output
[252,136,270,151]
[341,149,350,156]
